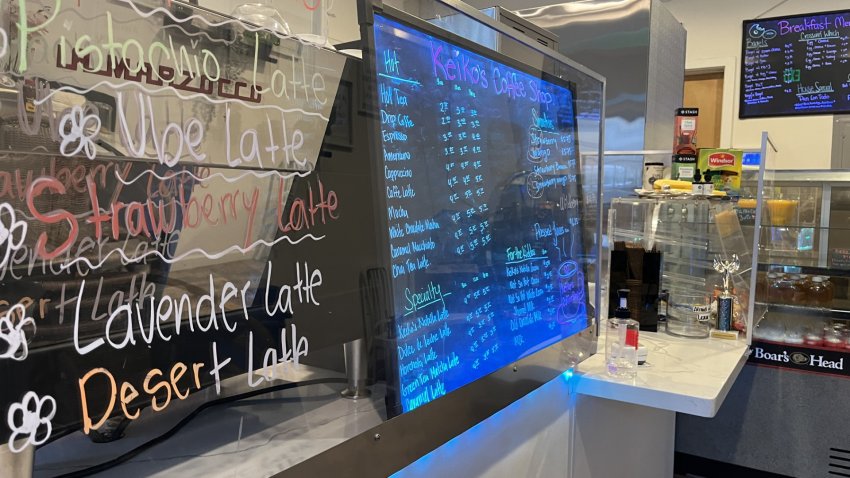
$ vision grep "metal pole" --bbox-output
[340,338,371,399]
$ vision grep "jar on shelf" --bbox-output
[824,322,845,349]
[808,276,834,307]
[754,318,785,342]
[772,276,796,305]
[790,274,808,304]
[804,324,824,347]
[785,322,805,344]
[766,273,784,303]
[800,274,812,293]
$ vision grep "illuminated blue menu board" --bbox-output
[741,10,850,118]
[373,15,588,413]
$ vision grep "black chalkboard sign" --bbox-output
[371,14,590,415]
[740,10,850,118]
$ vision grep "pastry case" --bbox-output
[740,167,850,375]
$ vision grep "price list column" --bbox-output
[742,38,782,106]
[437,84,498,373]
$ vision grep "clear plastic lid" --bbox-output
[231,3,291,35]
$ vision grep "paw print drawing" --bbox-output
[0,303,36,361]
[0,202,27,270]
[58,105,101,159]
[7,392,56,453]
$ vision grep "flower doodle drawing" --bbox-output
[58,104,102,159]
[0,202,27,270]
[0,303,36,361]
[7,392,57,453]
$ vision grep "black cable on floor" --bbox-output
[52,377,349,478]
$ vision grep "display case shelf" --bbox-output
[754,301,850,320]
[757,263,850,277]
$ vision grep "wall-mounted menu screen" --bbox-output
[372,14,589,413]
[740,10,850,118]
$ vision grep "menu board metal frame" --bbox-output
[370,10,587,418]
[277,0,604,476]
[739,9,850,119]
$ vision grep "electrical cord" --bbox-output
[52,377,349,478]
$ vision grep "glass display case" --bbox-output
[607,196,755,339]
[741,167,850,375]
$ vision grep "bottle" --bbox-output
[766,272,781,302]
[772,275,794,304]
[809,276,834,307]
[789,274,807,304]
[702,171,715,196]
[658,289,669,326]
[606,289,640,378]
[691,169,704,195]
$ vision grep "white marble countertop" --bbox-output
[575,331,750,418]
